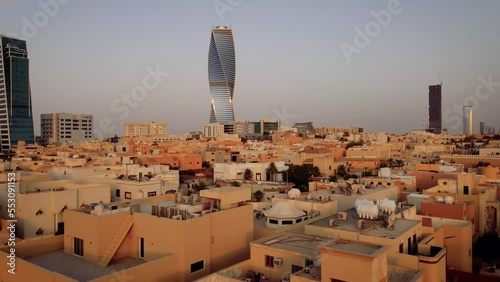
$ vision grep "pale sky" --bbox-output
[1,0,499,136]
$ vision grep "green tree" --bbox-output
[192,181,207,192]
[287,164,321,189]
[244,168,253,181]
[252,190,264,202]
[231,181,241,187]
[267,162,278,182]
[336,165,347,178]
[329,175,338,182]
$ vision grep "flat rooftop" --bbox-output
[310,208,421,239]
[252,232,331,257]
[25,250,147,281]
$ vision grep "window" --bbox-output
[190,260,205,273]
[116,189,120,197]
[265,255,274,268]
[399,243,403,254]
[74,237,84,256]
[464,186,469,195]
[147,191,157,197]
[139,237,144,258]
[269,219,278,224]
[332,279,346,282]
[282,220,293,225]
[305,259,314,267]
[125,192,132,200]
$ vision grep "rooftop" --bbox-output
[319,238,387,257]
[252,232,331,258]
[310,208,420,239]
[25,250,147,281]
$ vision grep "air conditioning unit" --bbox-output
[338,212,347,221]
[273,257,283,266]
[172,215,182,220]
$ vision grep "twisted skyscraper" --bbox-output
[208,26,235,123]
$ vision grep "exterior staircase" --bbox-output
[97,213,134,267]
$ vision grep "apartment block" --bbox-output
[40,113,93,145]
[125,121,167,137]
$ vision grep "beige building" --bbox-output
[203,123,225,138]
[0,187,253,282]
[125,121,168,137]
[40,113,94,145]
[0,178,110,239]
[199,232,425,282]
[305,207,446,282]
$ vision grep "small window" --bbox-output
[265,255,274,268]
[399,243,403,253]
[116,189,120,197]
[282,220,293,225]
[269,219,278,224]
[125,192,132,200]
[190,260,205,273]
[305,259,314,267]
[147,191,156,197]
[139,237,144,258]
[74,237,84,256]
[36,209,43,216]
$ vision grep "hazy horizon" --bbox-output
[1,0,499,136]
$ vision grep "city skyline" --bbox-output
[0,1,499,136]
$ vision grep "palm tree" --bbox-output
[336,165,347,178]
[267,162,278,182]
[244,168,253,181]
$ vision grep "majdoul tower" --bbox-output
[208,26,236,123]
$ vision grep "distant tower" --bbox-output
[428,84,442,134]
[208,26,236,123]
[0,35,35,151]
[463,106,473,135]
[480,122,486,135]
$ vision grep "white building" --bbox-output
[214,161,287,181]
[40,113,93,145]
[203,123,225,138]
